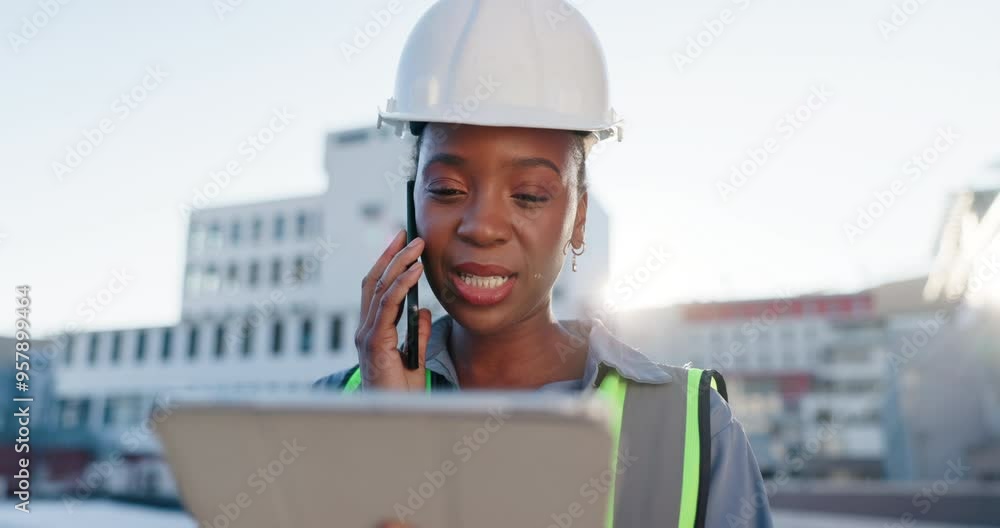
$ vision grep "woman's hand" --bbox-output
[355,229,433,391]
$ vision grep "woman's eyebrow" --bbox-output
[423,153,562,177]
[424,152,466,171]
[504,156,561,176]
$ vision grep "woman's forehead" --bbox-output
[425,123,571,149]
[421,124,576,170]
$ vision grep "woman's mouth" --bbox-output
[449,270,517,306]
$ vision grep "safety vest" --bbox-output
[339,364,728,528]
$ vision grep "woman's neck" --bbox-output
[448,306,589,389]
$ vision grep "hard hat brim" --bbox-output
[378,107,622,142]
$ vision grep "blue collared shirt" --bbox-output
[423,315,674,392]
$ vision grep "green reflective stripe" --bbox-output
[342,367,432,393]
[344,368,362,392]
[596,372,627,528]
[678,368,703,528]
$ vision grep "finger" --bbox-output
[417,307,431,367]
[371,262,424,339]
[360,230,406,329]
[366,237,424,329]
[399,306,432,363]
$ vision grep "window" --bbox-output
[271,320,283,355]
[79,398,92,428]
[121,395,144,426]
[292,256,305,283]
[189,221,206,253]
[248,261,260,287]
[59,398,90,430]
[271,258,282,285]
[110,332,122,364]
[329,316,342,352]
[204,264,220,292]
[100,395,143,427]
[136,330,147,363]
[820,346,834,363]
[214,324,226,359]
[208,222,223,249]
[162,328,173,361]
[296,211,307,238]
[252,217,262,242]
[103,398,115,426]
[185,264,200,294]
[64,335,74,366]
[230,221,241,245]
[241,320,253,357]
[306,257,319,282]
[87,334,98,365]
[55,399,68,428]
[225,263,239,291]
[188,325,199,359]
[300,318,313,354]
[274,215,285,241]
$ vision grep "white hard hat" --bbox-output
[377,0,623,142]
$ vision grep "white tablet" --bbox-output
[155,389,615,528]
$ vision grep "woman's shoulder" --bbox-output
[618,364,737,439]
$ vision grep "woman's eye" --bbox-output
[514,193,549,204]
[428,188,464,197]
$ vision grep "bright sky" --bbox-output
[3,0,1000,335]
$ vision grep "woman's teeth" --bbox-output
[458,273,510,289]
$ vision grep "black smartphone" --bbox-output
[404,179,420,370]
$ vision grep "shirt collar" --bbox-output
[424,314,673,390]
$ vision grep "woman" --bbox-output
[316,1,773,526]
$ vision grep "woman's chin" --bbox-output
[445,305,513,336]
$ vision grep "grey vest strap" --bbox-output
[610,365,693,527]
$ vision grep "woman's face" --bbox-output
[415,123,587,333]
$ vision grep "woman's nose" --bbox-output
[456,191,511,247]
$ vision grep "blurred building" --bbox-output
[613,188,1000,484]
[0,336,73,497]
[615,293,890,479]
[40,125,613,498]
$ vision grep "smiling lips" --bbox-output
[450,262,517,306]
